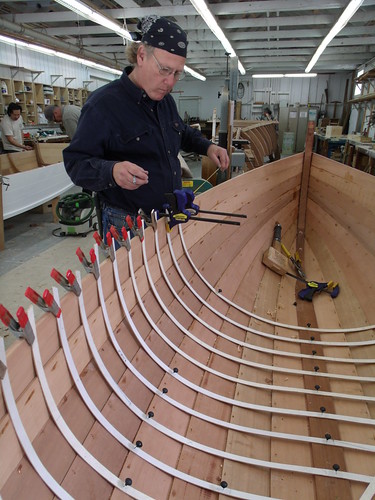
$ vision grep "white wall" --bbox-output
[174,72,353,122]
[0,41,119,91]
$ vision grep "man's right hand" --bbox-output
[112,161,149,190]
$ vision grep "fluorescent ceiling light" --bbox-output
[253,73,317,78]
[253,74,283,78]
[185,66,206,81]
[285,73,317,78]
[305,0,364,73]
[54,0,205,81]
[0,34,122,75]
[54,0,132,41]
[189,0,246,75]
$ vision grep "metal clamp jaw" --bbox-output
[126,215,144,241]
[76,247,99,280]
[109,225,131,251]
[25,287,61,318]
[93,231,115,261]
[0,305,35,346]
[51,268,81,296]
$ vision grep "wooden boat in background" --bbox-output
[0,123,374,499]
[0,143,71,249]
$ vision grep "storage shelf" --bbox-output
[0,74,90,123]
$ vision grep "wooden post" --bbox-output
[296,120,315,258]
[226,100,235,180]
[0,176,4,250]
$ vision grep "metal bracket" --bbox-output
[51,74,63,85]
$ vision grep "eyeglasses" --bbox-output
[151,53,185,81]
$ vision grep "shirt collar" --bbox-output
[120,67,159,108]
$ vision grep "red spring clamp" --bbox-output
[76,247,99,279]
[50,268,81,296]
[0,304,35,345]
[25,287,61,318]
[126,215,144,242]
[110,225,130,251]
[93,231,115,261]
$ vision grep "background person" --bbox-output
[262,106,274,121]
[44,104,81,139]
[63,15,229,238]
[0,102,33,153]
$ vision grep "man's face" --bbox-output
[10,110,21,121]
[138,47,186,101]
[53,108,63,122]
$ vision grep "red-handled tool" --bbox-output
[76,247,99,279]
[51,268,81,296]
[25,287,61,317]
[0,304,35,345]
[126,215,144,241]
[110,225,130,251]
[93,231,115,261]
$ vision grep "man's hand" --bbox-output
[112,161,149,190]
[207,144,230,171]
[24,145,33,151]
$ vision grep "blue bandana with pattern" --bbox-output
[138,16,188,57]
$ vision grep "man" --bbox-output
[63,16,229,237]
[262,107,274,121]
[0,102,33,153]
[44,104,81,139]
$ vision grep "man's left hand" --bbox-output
[207,144,230,171]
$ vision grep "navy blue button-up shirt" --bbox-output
[63,68,212,214]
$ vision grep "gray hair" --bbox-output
[125,42,154,65]
[44,105,58,121]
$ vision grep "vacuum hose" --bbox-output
[55,192,95,226]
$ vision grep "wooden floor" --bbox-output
[0,149,374,499]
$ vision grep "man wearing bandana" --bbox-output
[63,16,229,237]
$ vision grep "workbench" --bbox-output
[343,138,375,174]
[314,133,346,161]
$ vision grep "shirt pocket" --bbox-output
[168,120,183,156]
[111,126,153,155]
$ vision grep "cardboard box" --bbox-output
[325,125,343,138]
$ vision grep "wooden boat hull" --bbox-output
[2,162,73,220]
[0,135,374,499]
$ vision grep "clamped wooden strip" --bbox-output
[51,268,81,296]
[76,247,99,279]
[25,287,61,318]
[110,225,130,251]
[93,231,115,261]
[0,358,6,380]
[0,304,35,345]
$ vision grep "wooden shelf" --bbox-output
[348,92,375,104]
[1,73,90,123]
